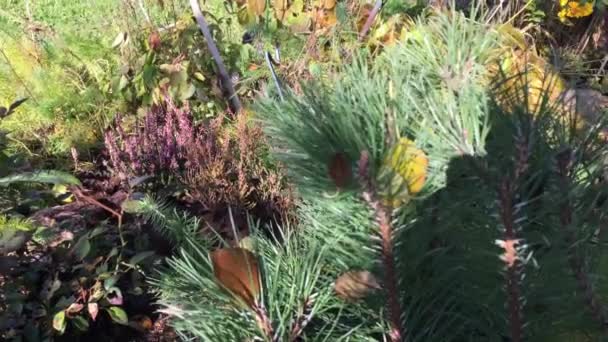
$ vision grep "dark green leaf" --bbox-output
[71,236,91,260]
[95,263,108,275]
[89,226,107,239]
[104,275,119,290]
[71,315,89,331]
[129,251,155,265]
[107,247,119,259]
[8,98,28,114]
[23,320,40,341]
[0,229,30,254]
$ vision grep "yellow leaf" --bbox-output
[319,0,336,10]
[496,23,527,50]
[274,0,290,21]
[379,138,429,207]
[247,0,266,17]
[276,0,309,33]
[238,5,257,26]
[311,0,337,30]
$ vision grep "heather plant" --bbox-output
[104,96,195,182]
[104,95,292,225]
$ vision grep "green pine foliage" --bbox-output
[147,7,608,342]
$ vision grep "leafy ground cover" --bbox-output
[1,0,607,341]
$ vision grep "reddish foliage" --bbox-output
[104,96,294,226]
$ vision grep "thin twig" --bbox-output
[24,0,32,21]
[71,186,121,219]
[556,150,608,334]
[189,0,242,114]
[137,0,152,25]
[358,0,383,42]
[70,186,126,271]
[265,50,284,102]
[358,151,404,342]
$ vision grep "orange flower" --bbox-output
[558,0,594,23]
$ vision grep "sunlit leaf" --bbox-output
[193,72,206,82]
[210,247,261,308]
[311,0,337,30]
[111,32,127,49]
[118,75,129,91]
[238,236,256,252]
[121,199,144,213]
[179,83,196,101]
[89,282,105,302]
[379,138,428,207]
[52,311,67,334]
[107,306,128,325]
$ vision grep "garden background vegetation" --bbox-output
[1,0,608,341]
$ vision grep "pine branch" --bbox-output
[358,150,404,342]
[252,303,276,342]
[288,295,315,341]
[556,149,608,334]
[497,179,523,342]
[497,133,530,342]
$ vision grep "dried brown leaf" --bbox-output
[334,270,381,301]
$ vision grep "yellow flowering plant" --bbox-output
[558,0,595,24]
